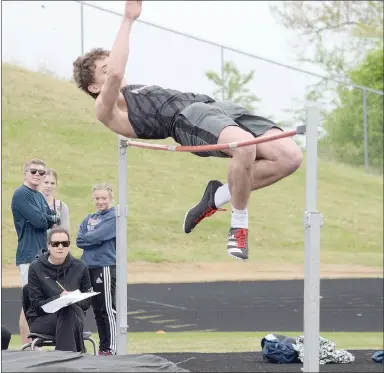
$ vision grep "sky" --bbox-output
[2,0,324,125]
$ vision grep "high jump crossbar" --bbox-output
[115,106,322,372]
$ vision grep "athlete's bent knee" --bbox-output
[281,143,303,175]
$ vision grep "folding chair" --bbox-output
[20,284,97,355]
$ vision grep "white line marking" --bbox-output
[176,357,196,365]
[127,297,187,310]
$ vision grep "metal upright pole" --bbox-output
[362,89,369,172]
[116,136,128,355]
[303,106,322,372]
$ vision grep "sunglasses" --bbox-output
[50,241,70,248]
[30,168,47,176]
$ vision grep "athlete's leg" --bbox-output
[180,102,302,260]
[217,126,255,209]
[214,127,303,208]
[184,123,258,260]
[183,128,302,226]
[183,127,302,259]
[253,128,302,189]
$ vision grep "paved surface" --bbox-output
[158,350,384,372]
[2,350,383,372]
[2,278,383,333]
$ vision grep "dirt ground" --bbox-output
[1,262,382,287]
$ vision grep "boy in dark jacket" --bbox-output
[77,184,117,356]
[11,158,59,345]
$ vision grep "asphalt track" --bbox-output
[2,278,383,334]
[2,278,383,372]
[157,350,384,372]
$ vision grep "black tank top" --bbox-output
[121,84,215,139]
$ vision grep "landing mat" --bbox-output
[1,350,188,372]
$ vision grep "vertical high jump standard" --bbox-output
[115,106,322,372]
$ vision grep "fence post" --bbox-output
[362,89,369,172]
[80,2,84,55]
[221,46,225,101]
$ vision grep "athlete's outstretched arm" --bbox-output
[96,1,142,121]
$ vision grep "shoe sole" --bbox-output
[228,252,248,261]
[183,203,202,233]
[182,210,191,234]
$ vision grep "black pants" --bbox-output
[89,266,116,354]
[1,325,12,350]
[29,305,85,352]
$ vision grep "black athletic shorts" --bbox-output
[172,101,282,157]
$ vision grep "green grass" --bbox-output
[8,332,384,353]
[2,63,383,268]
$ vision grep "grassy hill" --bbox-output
[2,63,383,269]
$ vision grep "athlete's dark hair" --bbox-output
[72,48,110,99]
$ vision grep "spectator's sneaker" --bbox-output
[98,350,113,356]
[227,227,248,260]
[183,180,226,234]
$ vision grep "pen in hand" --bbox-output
[56,281,69,296]
[56,281,66,291]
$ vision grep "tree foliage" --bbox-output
[270,1,383,78]
[205,61,260,113]
[270,1,383,109]
[319,48,383,171]
[270,1,383,171]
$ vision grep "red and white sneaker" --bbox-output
[227,227,248,260]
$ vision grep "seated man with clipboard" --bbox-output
[26,227,96,353]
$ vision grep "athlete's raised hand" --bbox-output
[124,0,142,20]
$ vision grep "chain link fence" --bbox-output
[3,1,383,172]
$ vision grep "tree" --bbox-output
[270,1,383,79]
[269,1,383,121]
[269,1,383,169]
[205,61,260,113]
[319,48,383,171]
